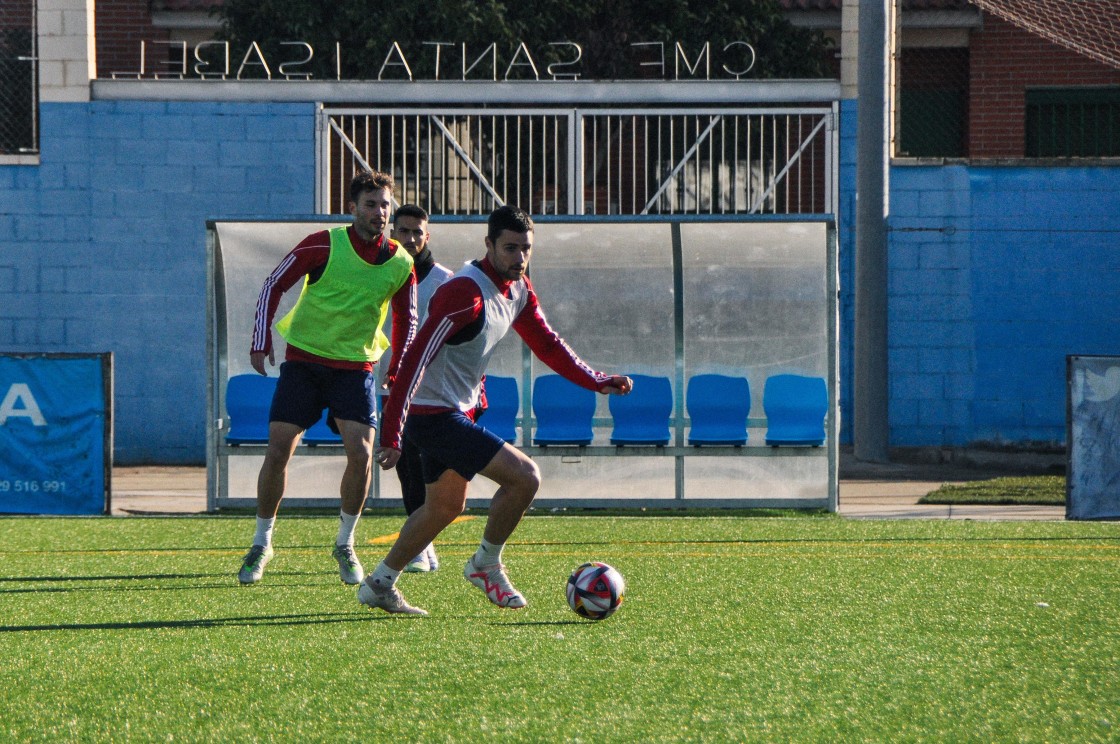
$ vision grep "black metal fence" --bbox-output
[0,0,37,155]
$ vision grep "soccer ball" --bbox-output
[566,562,625,620]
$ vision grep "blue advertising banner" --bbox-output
[0,354,111,514]
[1067,355,1120,520]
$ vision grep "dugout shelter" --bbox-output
[205,79,840,511]
[207,215,838,510]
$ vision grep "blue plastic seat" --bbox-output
[482,375,519,444]
[763,374,827,446]
[609,374,672,445]
[532,374,595,445]
[686,374,750,446]
[225,374,276,445]
[302,412,342,445]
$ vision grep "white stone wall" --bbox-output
[841,0,859,99]
[37,0,95,103]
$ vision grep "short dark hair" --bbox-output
[350,170,394,204]
[487,205,534,243]
[393,204,429,224]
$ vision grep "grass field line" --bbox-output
[366,514,475,544]
[515,537,1120,548]
[1,536,1116,559]
[0,516,482,558]
[512,539,1120,558]
[0,549,1114,565]
[515,548,1120,563]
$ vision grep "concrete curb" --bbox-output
[107,466,1067,521]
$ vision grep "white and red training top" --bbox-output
[379,256,612,450]
[251,226,417,379]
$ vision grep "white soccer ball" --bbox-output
[566,562,625,620]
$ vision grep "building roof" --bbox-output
[779,0,973,9]
[149,0,224,10]
[157,0,977,11]
[154,0,977,13]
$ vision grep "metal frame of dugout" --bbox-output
[207,216,838,512]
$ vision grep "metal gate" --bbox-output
[319,106,836,217]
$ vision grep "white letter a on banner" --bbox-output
[0,383,47,426]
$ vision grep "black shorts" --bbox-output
[404,410,506,484]
[270,361,377,431]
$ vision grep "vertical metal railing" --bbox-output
[321,107,834,216]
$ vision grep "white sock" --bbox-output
[336,510,360,547]
[368,560,400,589]
[253,516,275,548]
[474,538,504,566]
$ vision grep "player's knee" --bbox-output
[486,449,540,496]
[345,447,373,472]
[514,458,541,496]
[447,496,469,520]
[428,491,467,521]
[262,444,294,470]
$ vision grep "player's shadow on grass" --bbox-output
[0,545,266,555]
[0,573,221,583]
[0,611,380,634]
[0,573,345,595]
[0,544,373,555]
[493,620,587,627]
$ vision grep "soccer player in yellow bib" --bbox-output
[237,170,417,585]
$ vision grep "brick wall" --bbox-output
[94,0,166,77]
[1,0,32,26]
[969,13,1120,158]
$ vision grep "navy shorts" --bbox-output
[404,410,506,484]
[270,361,377,431]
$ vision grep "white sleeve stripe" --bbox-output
[557,336,609,383]
[402,281,418,350]
[396,316,456,425]
[252,252,298,350]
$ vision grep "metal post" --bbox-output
[854,0,890,462]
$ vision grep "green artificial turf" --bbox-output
[0,515,1116,742]
[921,476,1066,506]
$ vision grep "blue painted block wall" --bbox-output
[885,165,1120,446]
[885,163,974,447]
[967,166,1120,444]
[5,96,1119,462]
[839,98,1120,449]
[0,101,317,463]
